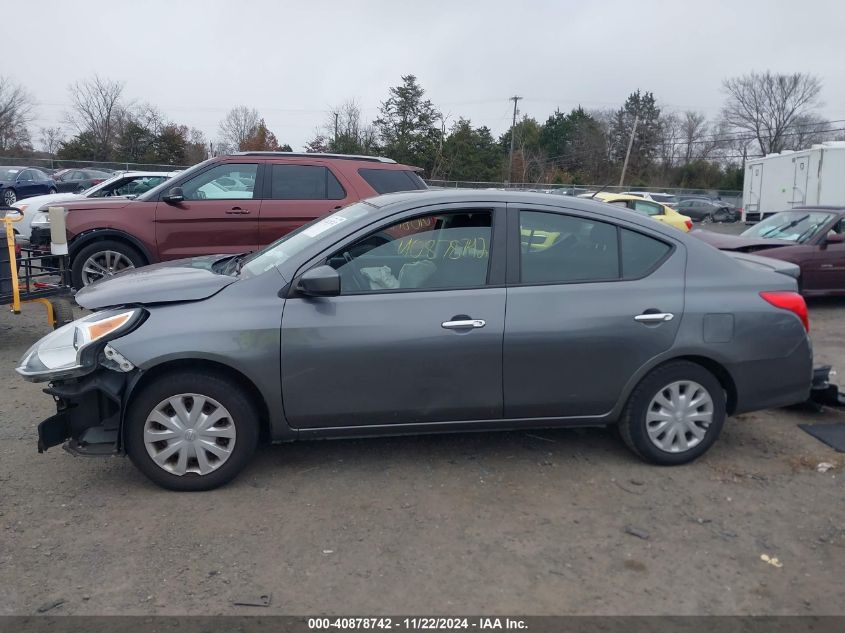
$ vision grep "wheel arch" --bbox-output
[122,358,272,448]
[69,229,153,264]
[650,355,738,415]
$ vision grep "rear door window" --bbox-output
[632,200,663,216]
[270,165,345,200]
[518,211,620,283]
[358,168,427,194]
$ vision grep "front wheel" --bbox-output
[125,371,260,491]
[617,361,726,465]
[70,239,146,288]
[48,187,57,195]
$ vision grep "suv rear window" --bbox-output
[358,168,427,194]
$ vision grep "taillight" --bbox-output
[760,291,809,332]
[684,219,693,231]
[91,179,104,185]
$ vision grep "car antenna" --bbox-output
[590,183,612,199]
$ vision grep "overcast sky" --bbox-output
[11,0,845,152]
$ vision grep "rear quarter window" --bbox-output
[620,228,671,278]
[358,168,427,194]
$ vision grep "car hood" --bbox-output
[14,192,84,209]
[63,197,135,211]
[75,255,238,309]
[690,229,789,251]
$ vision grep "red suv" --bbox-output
[33,153,426,287]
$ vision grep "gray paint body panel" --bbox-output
[93,190,812,443]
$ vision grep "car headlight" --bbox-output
[31,213,50,227]
[16,308,144,382]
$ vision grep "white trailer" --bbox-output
[742,141,845,222]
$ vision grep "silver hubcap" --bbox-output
[3,190,15,205]
[81,250,135,285]
[143,393,237,476]
[645,380,714,453]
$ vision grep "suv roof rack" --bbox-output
[234,152,396,164]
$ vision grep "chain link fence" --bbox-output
[0,156,188,172]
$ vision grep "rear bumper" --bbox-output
[729,336,813,414]
[36,369,134,456]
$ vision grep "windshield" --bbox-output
[742,211,833,243]
[239,202,378,278]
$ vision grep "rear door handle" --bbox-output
[634,312,674,323]
[442,319,486,330]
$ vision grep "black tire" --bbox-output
[50,298,75,329]
[70,239,147,289]
[125,370,260,491]
[617,360,726,465]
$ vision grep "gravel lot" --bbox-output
[1,224,843,616]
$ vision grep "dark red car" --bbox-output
[34,153,426,288]
[693,206,845,296]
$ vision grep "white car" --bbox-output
[14,171,179,240]
[622,191,679,206]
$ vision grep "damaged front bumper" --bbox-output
[38,368,136,456]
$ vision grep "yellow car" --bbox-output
[586,192,693,232]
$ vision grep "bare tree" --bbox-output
[39,126,65,155]
[0,77,34,151]
[721,71,822,154]
[323,100,378,155]
[217,106,260,152]
[678,111,710,163]
[783,113,832,150]
[65,75,127,160]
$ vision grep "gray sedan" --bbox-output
[17,191,813,490]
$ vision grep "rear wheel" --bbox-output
[125,371,260,491]
[618,361,726,465]
[71,239,146,288]
[48,187,57,195]
[3,188,16,206]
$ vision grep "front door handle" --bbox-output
[442,319,486,330]
[634,312,674,323]
[225,207,251,215]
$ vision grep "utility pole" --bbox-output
[619,113,639,187]
[333,112,339,147]
[507,95,522,185]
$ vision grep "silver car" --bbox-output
[17,191,813,490]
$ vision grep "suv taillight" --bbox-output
[684,219,693,231]
[760,291,809,332]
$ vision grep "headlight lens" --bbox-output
[17,308,143,381]
[31,213,50,227]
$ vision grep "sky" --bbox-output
[10,0,845,152]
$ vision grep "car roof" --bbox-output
[791,205,845,212]
[233,151,396,164]
[362,189,685,236]
[587,192,655,203]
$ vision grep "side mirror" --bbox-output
[297,265,341,297]
[825,233,844,245]
[162,186,184,203]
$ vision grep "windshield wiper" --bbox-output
[759,214,809,238]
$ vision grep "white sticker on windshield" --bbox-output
[303,215,347,238]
